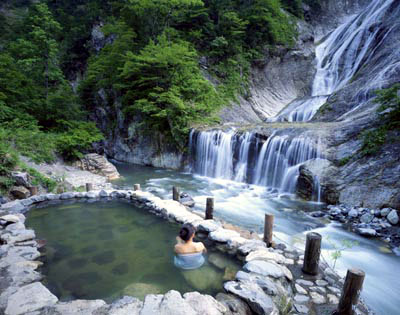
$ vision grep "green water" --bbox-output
[26,200,240,302]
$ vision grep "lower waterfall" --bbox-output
[189,129,322,199]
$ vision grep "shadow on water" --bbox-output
[114,162,400,315]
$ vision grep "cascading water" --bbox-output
[189,129,322,198]
[273,0,395,122]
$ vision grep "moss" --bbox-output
[337,156,352,166]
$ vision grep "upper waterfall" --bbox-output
[272,0,395,122]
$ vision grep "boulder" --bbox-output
[180,193,195,208]
[10,186,30,199]
[245,249,286,264]
[209,228,240,243]
[47,299,106,315]
[11,172,30,187]
[215,293,252,315]
[357,228,377,237]
[5,282,58,315]
[106,296,143,315]
[380,208,391,217]
[224,281,278,315]
[0,214,21,224]
[243,260,285,279]
[183,292,227,315]
[1,229,35,244]
[348,209,359,218]
[158,290,197,315]
[194,220,221,233]
[1,201,25,213]
[75,153,120,180]
[310,292,326,304]
[360,213,374,224]
[387,210,399,225]
[235,271,279,296]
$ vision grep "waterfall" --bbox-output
[273,0,395,122]
[189,129,321,197]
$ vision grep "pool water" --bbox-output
[26,200,240,302]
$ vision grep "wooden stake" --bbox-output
[29,186,38,196]
[133,184,141,191]
[336,269,365,315]
[205,197,214,220]
[86,183,93,192]
[172,186,180,201]
[263,214,274,247]
[302,232,322,275]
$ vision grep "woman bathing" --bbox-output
[174,223,206,270]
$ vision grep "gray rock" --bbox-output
[296,279,314,286]
[327,294,339,304]
[315,279,328,286]
[11,172,30,187]
[1,229,35,244]
[348,209,359,218]
[194,220,221,233]
[224,281,278,315]
[295,284,307,295]
[309,286,326,294]
[183,292,227,315]
[60,192,75,200]
[10,186,30,200]
[235,271,279,296]
[75,153,120,180]
[380,208,391,217]
[243,260,284,279]
[45,193,60,200]
[1,201,25,213]
[310,291,326,304]
[237,240,266,255]
[49,299,106,314]
[106,296,143,315]
[86,192,99,199]
[294,304,309,314]
[357,228,377,237]
[180,193,195,208]
[360,213,374,224]
[99,190,109,198]
[387,210,399,225]
[215,293,252,315]
[327,286,341,295]
[140,294,163,315]
[21,198,35,206]
[0,215,20,224]
[158,290,197,315]
[209,228,240,243]
[294,294,310,304]
[5,282,58,315]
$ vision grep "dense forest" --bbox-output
[0,0,315,192]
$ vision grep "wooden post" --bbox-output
[29,186,38,196]
[133,184,141,191]
[263,214,274,247]
[302,232,322,275]
[172,186,180,201]
[336,269,365,315]
[205,197,214,220]
[86,183,93,192]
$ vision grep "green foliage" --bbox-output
[326,236,359,270]
[278,295,294,315]
[119,35,222,148]
[55,121,104,160]
[21,166,57,192]
[360,84,400,156]
[338,156,352,166]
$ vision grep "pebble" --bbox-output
[294,304,309,314]
[310,291,326,304]
[327,294,339,304]
[295,284,308,295]
[315,279,328,287]
[294,294,310,304]
[296,279,314,287]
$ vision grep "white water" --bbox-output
[189,129,322,198]
[273,0,395,122]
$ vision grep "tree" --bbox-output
[119,35,222,148]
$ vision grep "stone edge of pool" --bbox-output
[0,190,370,315]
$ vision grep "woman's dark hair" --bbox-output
[179,224,196,242]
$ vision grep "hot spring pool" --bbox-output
[26,200,240,302]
